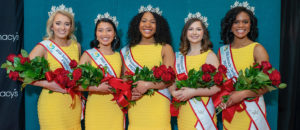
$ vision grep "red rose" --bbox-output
[7,54,17,63]
[153,66,163,78]
[69,60,78,69]
[20,57,30,64]
[162,72,172,82]
[158,65,168,73]
[202,64,216,73]
[261,61,272,71]
[177,73,188,80]
[253,63,262,69]
[125,70,134,76]
[208,64,216,73]
[67,80,77,88]
[218,64,227,74]
[167,67,176,76]
[202,64,210,73]
[72,68,82,81]
[202,73,211,82]
[55,75,70,87]
[9,71,19,81]
[213,72,223,85]
[269,70,281,86]
[53,68,69,76]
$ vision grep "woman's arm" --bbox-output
[134,44,175,94]
[29,44,67,93]
[224,44,270,107]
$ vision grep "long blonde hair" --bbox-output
[45,10,77,41]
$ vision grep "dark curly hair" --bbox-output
[221,7,258,44]
[90,18,120,51]
[127,12,172,47]
[179,18,213,55]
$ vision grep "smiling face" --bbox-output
[139,12,156,39]
[96,22,115,47]
[231,11,251,40]
[187,21,204,45]
[51,13,71,39]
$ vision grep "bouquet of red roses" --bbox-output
[173,64,228,108]
[1,49,50,89]
[234,61,286,91]
[125,65,176,97]
[214,61,286,122]
[44,60,84,106]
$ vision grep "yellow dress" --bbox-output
[85,52,124,130]
[128,44,171,130]
[177,50,217,130]
[223,42,259,130]
[37,40,81,130]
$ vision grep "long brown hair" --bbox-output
[179,18,212,55]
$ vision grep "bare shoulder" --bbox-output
[162,44,174,52]
[79,51,92,65]
[29,44,46,59]
[206,50,220,67]
[254,43,269,63]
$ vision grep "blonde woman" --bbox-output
[29,4,81,130]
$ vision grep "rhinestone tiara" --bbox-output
[230,1,255,14]
[138,4,162,15]
[94,12,119,27]
[184,12,209,27]
[48,4,74,17]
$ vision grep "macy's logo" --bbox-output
[0,32,20,42]
[0,89,19,99]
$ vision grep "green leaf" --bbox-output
[195,96,202,101]
[278,83,287,89]
[13,57,21,67]
[21,49,29,57]
[256,72,269,82]
[266,86,277,92]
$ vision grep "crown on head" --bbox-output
[184,12,209,27]
[230,1,255,14]
[48,4,74,17]
[138,5,162,15]
[94,12,119,27]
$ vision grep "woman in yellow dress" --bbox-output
[218,2,270,130]
[77,13,124,130]
[120,5,175,130]
[29,4,82,130]
[169,13,220,130]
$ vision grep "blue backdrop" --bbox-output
[24,0,281,129]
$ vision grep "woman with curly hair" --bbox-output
[120,5,174,130]
[169,13,220,130]
[218,4,271,130]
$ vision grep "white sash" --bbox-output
[120,46,171,100]
[86,48,117,77]
[39,40,73,72]
[219,45,270,130]
[175,52,217,130]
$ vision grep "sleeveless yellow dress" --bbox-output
[177,50,217,130]
[38,40,81,130]
[128,44,171,130]
[85,51,124,130]
[223,42,260,130]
